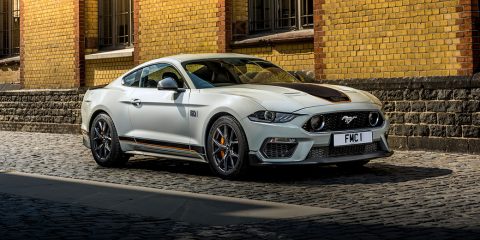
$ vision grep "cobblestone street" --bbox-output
[0,131,479,239]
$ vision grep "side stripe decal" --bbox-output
[119,136,205,155]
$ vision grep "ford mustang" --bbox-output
[81,53,393,178]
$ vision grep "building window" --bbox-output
[249,0,313,34]
[0,0,20,58]
[99,0,133,50]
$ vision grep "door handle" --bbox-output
[131,99,142,107]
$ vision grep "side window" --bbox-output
[122,70,140,87]
[139,64,186,89]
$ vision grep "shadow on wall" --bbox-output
[0,83,21,91]
[0,63,20,86]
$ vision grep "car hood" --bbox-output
[204,83,379,112]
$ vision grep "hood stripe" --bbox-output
[266,83,351,103]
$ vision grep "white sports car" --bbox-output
[81,53,393,178]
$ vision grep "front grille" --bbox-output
[306,142,381,160]
[303,111,384,132]
[261,143,297,159]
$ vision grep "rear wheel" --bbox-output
[206,116,249,179]
[90,113,130,167]
[336,160,370,169]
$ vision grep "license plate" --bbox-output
[333,132,373,147]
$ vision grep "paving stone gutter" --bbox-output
[1,73,480,153]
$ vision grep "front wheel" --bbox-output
[90,113,130,167]
[206,116,249,179]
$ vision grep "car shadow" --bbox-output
[124,157,453,185]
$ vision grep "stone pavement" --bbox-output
[0,131,479,239]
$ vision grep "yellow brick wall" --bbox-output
[0,64,20,84]
[321,0,462,79]
[23,0,77,89]
[137,0,220,63]
[233,43,315,72]
[85,57,134,86]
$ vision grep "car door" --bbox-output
[128,63,191,150]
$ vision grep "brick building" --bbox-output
[0,0,480,152]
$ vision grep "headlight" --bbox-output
[248,111,298,123]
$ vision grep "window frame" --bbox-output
[121,68,141,87]
[98,0,134,51]
[0,0,20,59]
[248,0,313,34]
[122,63,191,89]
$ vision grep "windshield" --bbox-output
[182,58,299,89]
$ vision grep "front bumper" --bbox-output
[241,103,393,166]
[249,149,394,166]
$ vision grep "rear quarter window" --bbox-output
[123,70,140,87]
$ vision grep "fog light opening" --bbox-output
[310,115,325,131]
[369,112,380,127]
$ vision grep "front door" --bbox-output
[128,63,192,155]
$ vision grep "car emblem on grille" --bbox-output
[342,116,357,124]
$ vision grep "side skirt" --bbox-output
[119,136,207,163]
[124,150,207,163]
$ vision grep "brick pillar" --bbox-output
[472,0,480,73]
[19,0,25,88]
[217,0,231,53]
[313,0,326,80]
[74,0,86,87]
[133,0,140,65]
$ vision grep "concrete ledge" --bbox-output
[85,48,134,60]
[388,136,480,154]
[232,29,314,48]
[0,56,20,64]
[0,122,81,134]
[0,88,85,93]
[317,74,480,90]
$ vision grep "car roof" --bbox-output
[154,53,263,63]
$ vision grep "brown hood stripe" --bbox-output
[266,83,351,103]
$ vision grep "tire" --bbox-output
[336,160,370,169]
[206,116,249,179]
[89,113,130,167]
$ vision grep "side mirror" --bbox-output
[157,77,185,92]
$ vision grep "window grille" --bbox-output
[249,0,313,34]
[99,0,133,50]
[0,0,20,58]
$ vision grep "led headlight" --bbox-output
[248,111,298,123]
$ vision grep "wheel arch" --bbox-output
[204,112,233,149]
[203,111,250,154]
[88,109,110,131]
